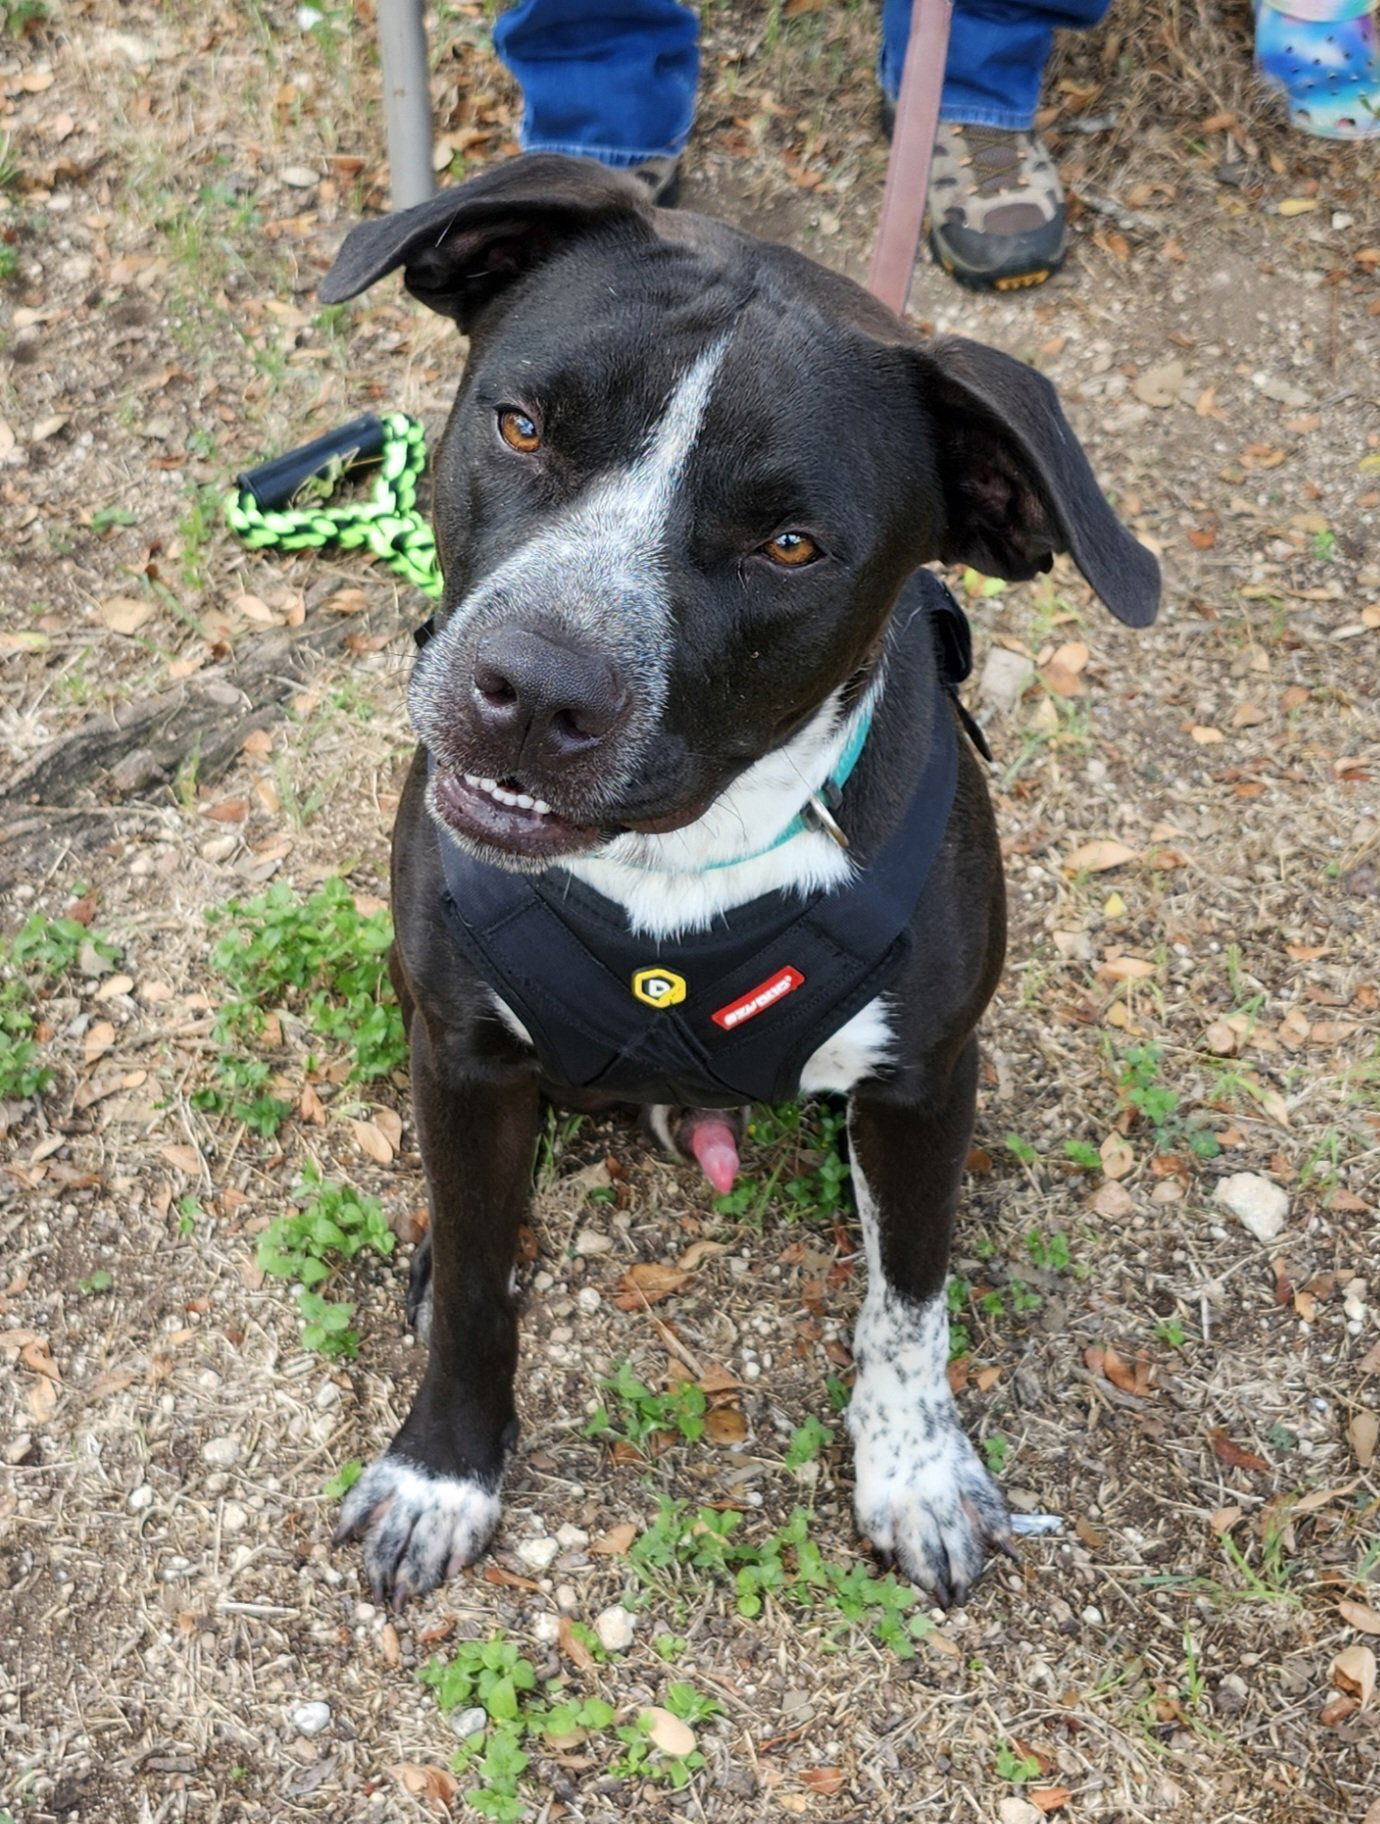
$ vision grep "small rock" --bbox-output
[574,1228,613,1256]
[595,1603,636,1653]
[576,1286,601,1314]
[1132,359,1185,408]
[201,1436,241,1469]
[1215,1672,1248,1715]
[127,1483,154,1511]
[292,1701,331,1737]
[979,646,1035,716]
[555,1523,589,1551]
[451,1706,487,1740]
[998,1801,1042,1824]
[516,1535,559,1572]
[533,1613,561,1644]
[281,164,319,189]
[1214,1172,1288,1244]
[555,1583,579,1612]
[1252,370,1310,409]
[221,1501,248,1533]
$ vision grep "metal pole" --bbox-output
[377,0,435,210]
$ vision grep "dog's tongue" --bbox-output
[686,1115,740,1195]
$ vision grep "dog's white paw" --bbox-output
[847,1285,1011,1605]
[334,1455,501,1606]
[849,1403,1010,1605]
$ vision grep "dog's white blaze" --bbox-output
[799,996,894,1094]
[570,688,871,938]
[846,1143,999,1579]
[339,1456,502,1580]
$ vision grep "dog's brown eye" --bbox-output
[498,409,541,454]
[763,532,820,568]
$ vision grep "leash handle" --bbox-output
[235,413,386,512]
[868,0,952,315]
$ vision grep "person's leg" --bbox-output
[880,0,1111,125]
[879,0,1112,291]
[493,0,699,167]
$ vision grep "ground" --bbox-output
[1,3,1378,1821]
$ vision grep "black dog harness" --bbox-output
[425,572,983,1108]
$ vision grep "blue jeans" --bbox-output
[494,0,1114,163]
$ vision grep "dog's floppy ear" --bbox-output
[914,336,1160,627]
[318,153,654,329]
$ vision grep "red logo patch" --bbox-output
[712,966,805,1031]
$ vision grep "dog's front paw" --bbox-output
[334,1455,501,1606]
[850,1409,1012,1607]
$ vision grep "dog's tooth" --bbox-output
[514,793,534,810]
[532,799,552,816]
[463,773,482,787]
[480,777,498,793]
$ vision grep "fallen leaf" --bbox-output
[1209,1505,1242,1534]
[615,1263,691,1309]
[1330,1643,1376,1707]
[1190,724,1224,744]
[1091,1179,1133,1218]
[1100,1133,1134,1180]
[97,594,153,635]
[160,1144,202,1174]
[1339,1599,1380,1636]
[374,1106,404,1151]
[678,1238,728,1270]
[83,1019,116,1063]
[705,1407,748,1445]
[350,1118,394,1165]
[1278,196,1320,216]
[26,1377,57,1423]
[642,1707,696,1757]
[559,1615,597,1670]
[1065,839,1138,874]
[21,1339,60,1383]
[1099,954,1156,981]
[1349,1409,1377,1468]
[589,1522,638,1556]
[1031,1790,1073,1815]
[800,1768,845,1795]
[1209,1428,1268,1473]
[388,1762,459,1814]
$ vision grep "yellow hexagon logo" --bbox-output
[631,967,687,1009]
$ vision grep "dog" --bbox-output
[317,154,1159,1609]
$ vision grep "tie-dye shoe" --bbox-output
[1254,0,1380,138]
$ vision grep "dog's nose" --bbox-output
[471,628,628,760]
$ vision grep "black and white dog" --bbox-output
[318,156,1158,1609]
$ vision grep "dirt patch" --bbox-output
[2,4,1378,1823]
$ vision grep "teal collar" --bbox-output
[702,706,873,871]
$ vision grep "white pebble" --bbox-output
[221,1502,248,1533]
[201,1436,241,1469]
[1214,1172,1288,1245]
[292,1701,331,1737]
[555,1584,579,1612]
[1081,1604,1103,1625]
[576,1286,601,1314]
[555,1523,589,1551]
[533,1613,561,1644]
[451,1706,487,1740]
[595,1603,636,1652]
[127,1484,154,1512]
[574,1229,614,1256]
[516,1536,559,1572]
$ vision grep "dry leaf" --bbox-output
[83,1019,116,1063]
[1065,839,1138,874]
[1099,955,1156,981]
[160,1144,202,1174]
[678,1239,727,1270]
[1100,1133,1134,1180]
[1330,1643,1376,1707]
[1278,196,1320,216]
[589,1522,638,1555]
[642,1707,696,1757]
[1091,1179,1133,1218]
[388,1762,459,1813]
[1133,360,1184,408]
[27,1377,57,1423]
[1338,1599,1380,1636]
[350,1118,394,1165]
[559,1615,597,1670]
[615,1263,690,1309]
[97,594,152,635]
[801,1768,845,1794]
[1348,1409,1377,1468]
[21,1339,60,1383]
[1190,724,1224,744]
[374,1106,404,1151]
[1209,1428,1268,1473]
[704,1407,748,1445]
[1031,1791,1073,1815]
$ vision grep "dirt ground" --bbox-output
[2,2,1378,1821]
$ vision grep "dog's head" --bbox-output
[321,155,1159,872]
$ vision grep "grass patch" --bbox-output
[194,877,405,1136]
[712,1098,850,1226]
[0,912,117,1099]
[255,1163,393,1358]
[419,1633,719,1819]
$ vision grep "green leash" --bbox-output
[225,411,442,598]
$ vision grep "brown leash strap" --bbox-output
[867,0,953,315]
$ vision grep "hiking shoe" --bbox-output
[926,124,1066,291]
[630,154,681,207]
